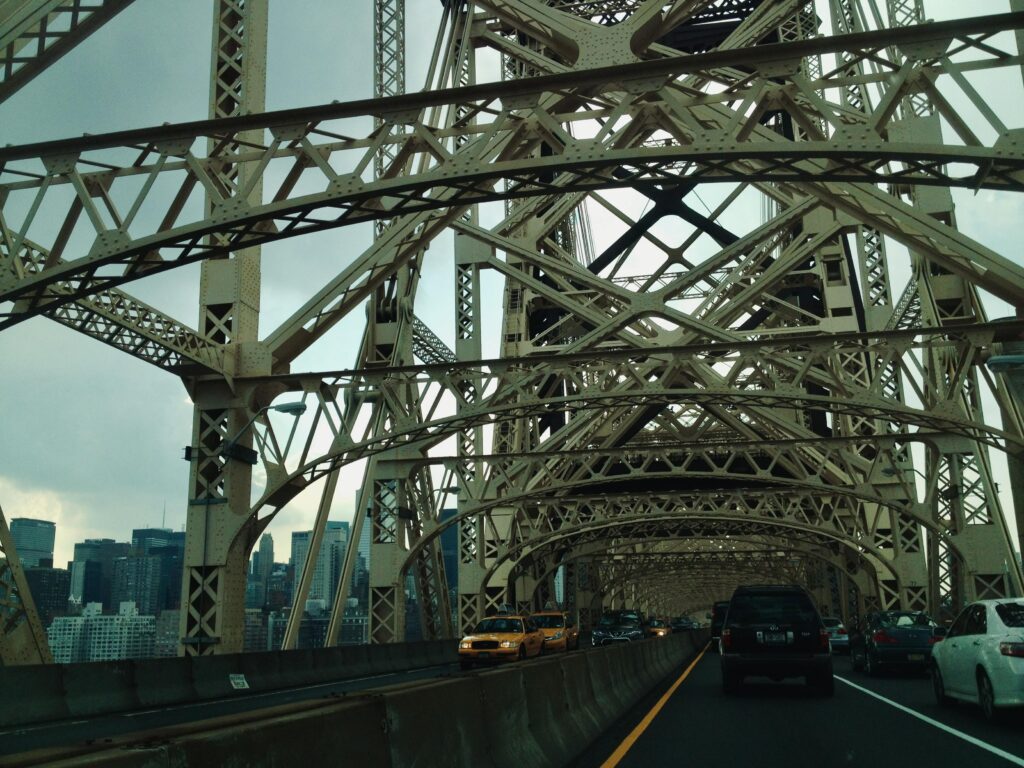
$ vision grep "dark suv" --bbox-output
[719,585,833,696]
[591,610,645,646]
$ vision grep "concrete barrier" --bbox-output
[239,648,286,692]
[476,666,545,768]
[584,645,628,723]
[559,651,604,749]
[63,660,138,718]
[521,656,585,768]
[189,653,245,700]
[133,656,195,709]
[383,677,495,768]
[14,635,708,767]
[0,664,68,726]
[426,638,454,667]
[337,642,374,679]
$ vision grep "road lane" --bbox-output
[573,648,1024,767]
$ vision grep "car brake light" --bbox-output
[872,630,897,644]
[838,628,847,635]
[722,628,733,650]
[928,634,943,644]
[820,629,830,651]
[1000,642,1024,658]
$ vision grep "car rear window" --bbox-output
[727,592,816,624]
[822,618,841,628]
[532,614,564,628]
[995,602,1024,627]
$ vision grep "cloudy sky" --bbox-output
[0,0,1020,570]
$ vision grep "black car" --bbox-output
[591,610,645,646]
[710,600,731,644]
[719,584,833,695]
[671,616,697,631]
[850,610,942,675]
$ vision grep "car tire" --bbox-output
[851,647,863,672]
[931,664,953,706]
[518,645,527,661]
[863,651,876,677]
[978,671,997,721]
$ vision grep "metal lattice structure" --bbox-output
[1,0,1023,658]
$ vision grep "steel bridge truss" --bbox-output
[1,0,1022,655]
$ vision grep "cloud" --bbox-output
[0,476,93,568]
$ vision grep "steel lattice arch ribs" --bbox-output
[1,0,1023,657]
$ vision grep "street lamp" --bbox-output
[183,401,307,465]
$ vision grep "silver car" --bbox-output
[931,599,1024,720]
[822,616,849,653]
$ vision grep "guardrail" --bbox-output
[0,639,456,728]
[5,630,709,767]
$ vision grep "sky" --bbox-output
[0,0,1021,570]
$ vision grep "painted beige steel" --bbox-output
[0,2,1022,652]
[0,505,52,665]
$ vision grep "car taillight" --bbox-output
[928,634,943,644]
[999,642,1024,658]
[820,629,830,651]
[722,628,733,650]
[837,628,847,635]
[873,631,897,644]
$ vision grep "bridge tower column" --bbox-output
[455,229,490,634]
[476,507,516,616]
[0,506,52,664]
[178,0,268,656]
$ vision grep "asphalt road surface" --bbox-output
[572,645,1024,767]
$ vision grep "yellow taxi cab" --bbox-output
[645,618,672,638]
[532,610,580,652]
[458,614,545,669]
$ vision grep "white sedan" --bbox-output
[931,599,1024,720]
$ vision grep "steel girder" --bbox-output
[0,0,135,103]
[3,15,1024,326]
[0,504,51,664]
[3,1,1023,650]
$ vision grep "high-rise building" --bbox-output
[23,565,71,626]
[69,539,130,611]
[112,529,185,615]
[290,522,349,608]
[47,602,155,662]
[247,533,275,608]
[9,518,55,567]
[153,610,180,657]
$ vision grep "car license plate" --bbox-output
[765,632,786,644]
[477,652,489,658]
[908,654,924,661]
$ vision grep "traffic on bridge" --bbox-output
[1,0,1023,766]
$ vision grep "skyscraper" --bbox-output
[23,565,71,626]
[112,528,185,616]
[290,522,349,608]
[248,533,275,607]
[9,518,55,567]
[69,538,130,611]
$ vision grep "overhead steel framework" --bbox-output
[1,0,1023,660]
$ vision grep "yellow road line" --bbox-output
[600,643,709,768]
